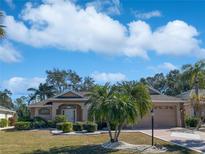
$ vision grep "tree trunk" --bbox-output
[114,125,118,142]
[115,124,123,142]
[107,122,114,142]
[194,76,199,116]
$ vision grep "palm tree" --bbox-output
[182,59,205,97]
[182,59,205,116]
[0,11,5,38]
[86,82,151,142]
[27,83,56,102]
[86,83,115,141]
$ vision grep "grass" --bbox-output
[0,129,199,154]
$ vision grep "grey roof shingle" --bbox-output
[177,89,205,100]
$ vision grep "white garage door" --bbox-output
[132,105,177,129]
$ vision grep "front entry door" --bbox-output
[62,109,76,122]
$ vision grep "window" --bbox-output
[39,108,50,115]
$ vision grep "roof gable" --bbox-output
[55,91,83,99]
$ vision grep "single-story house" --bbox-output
[0,105,16,120]
[28,87,191,128]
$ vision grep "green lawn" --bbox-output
[0,129,199,154]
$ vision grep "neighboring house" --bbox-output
[28,87,188,128]
[177,89,205,117]
[0,106,16,120]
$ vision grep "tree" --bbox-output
[182,60,205,116]
[0,89,14,109]
[46,69,68,93]
[164,70,183,96]
[14,96,30,121]
[46,69,82,92]
[67,70,82,91]
[80,76,95,91]
[182,60,205,97]
[140,73,166,93]
[0,11,5,38]
[27,83,55,102]
[86,82,151,142]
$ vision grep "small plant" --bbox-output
[83,122,97,132]
[73,122,83,131]
[15,122,31,130]
[56,122,64,130]
[62,122,73,133]
[185,116,199,127]
[0,119,8,127]
[8,117,16,126]
[55,115,67,123]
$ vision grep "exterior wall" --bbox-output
[30,107,52,120]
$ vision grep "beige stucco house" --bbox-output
[28,87,192,128]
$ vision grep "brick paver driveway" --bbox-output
[141,128,205,153]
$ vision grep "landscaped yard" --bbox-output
[0,130,199,154]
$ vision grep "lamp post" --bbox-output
[151,109,154,146]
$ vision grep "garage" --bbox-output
[130,92,185,129]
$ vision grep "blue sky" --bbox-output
[0,0,205,98]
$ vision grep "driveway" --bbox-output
[140,128,205,153]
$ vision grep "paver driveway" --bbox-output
[141,128,205,153]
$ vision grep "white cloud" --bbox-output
[3,0,205,59]
[1,77,45,95]
[91,72,126,83]
[134,10,161,19]
[86,0,120,15]
[0,42,21,63]
[148,62,178,73]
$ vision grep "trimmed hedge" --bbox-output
[56,122,64,130]
[83,122,97,132]
[15,122,31,130]
[8,117,16,126]
[55,115,67,123]
[0,119,8,127]
[185,116,199,127]
[62,122,73,133]
[73,122,83,131]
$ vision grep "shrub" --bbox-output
[32,116,48,128]
[185,116,199,127]
[15,122,31,130]
[8,117,16,126]
[47,120,56,128]
[73,122,83,131]
[55,115,67,123]
[0,119,8,127]
[56,122,64,130]
[83,122,97,132]
[97,122,107,130]
[62,122,73,133]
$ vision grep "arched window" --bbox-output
[38,108,50,115]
